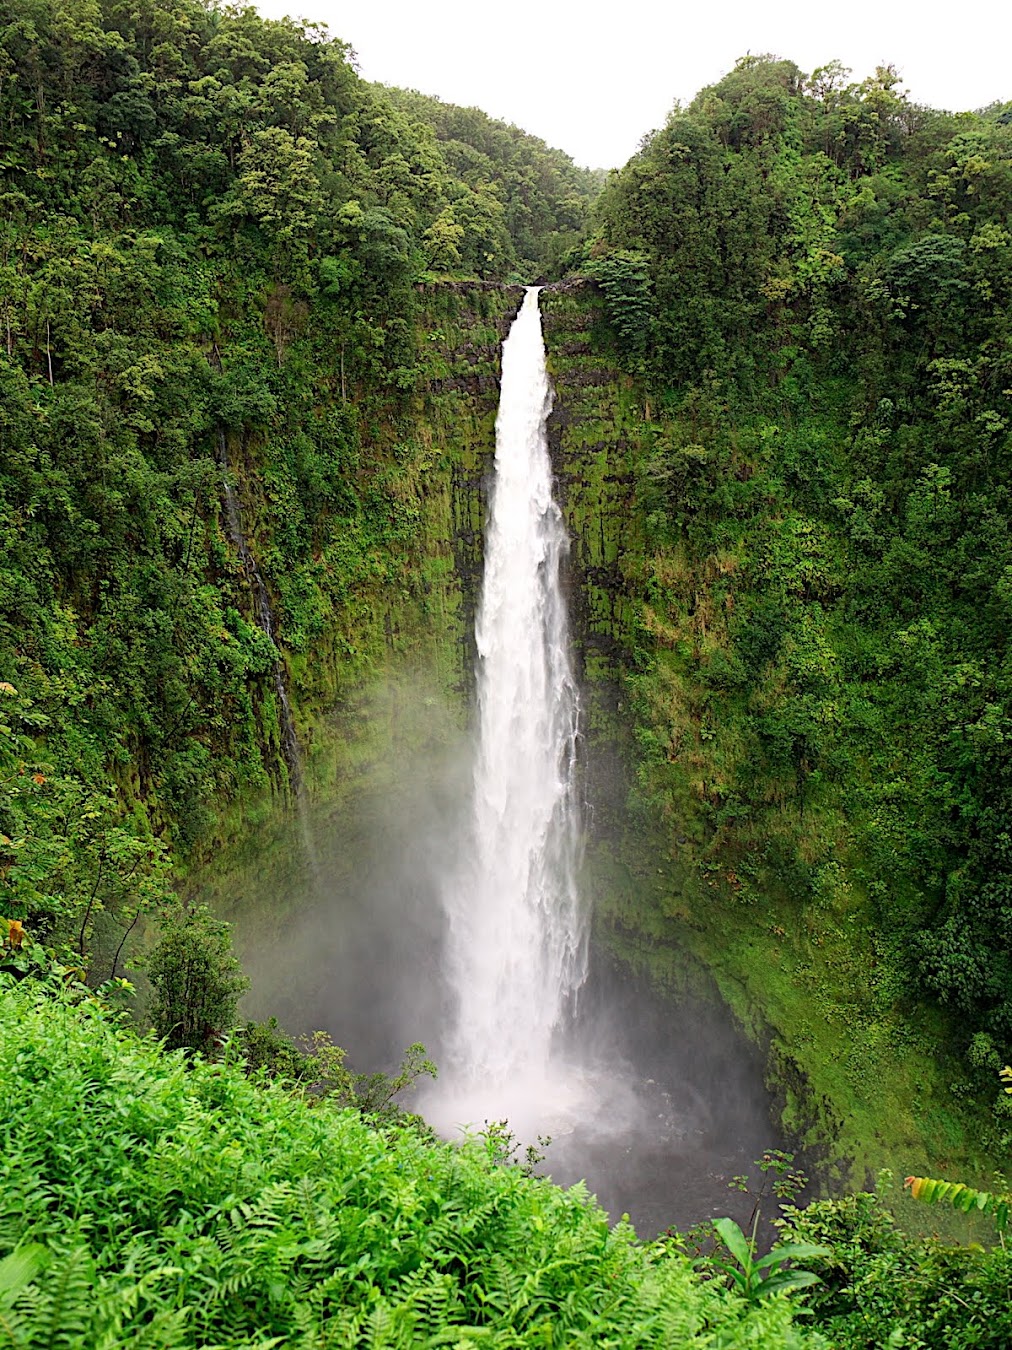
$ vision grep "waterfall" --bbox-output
[430,287,588,1131]
[214,430,303,798]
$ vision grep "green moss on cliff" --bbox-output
[540,282,995,1198]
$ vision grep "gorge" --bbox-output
[209,286,781,1235]
[4,3,1012,1340]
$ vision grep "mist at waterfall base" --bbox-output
[217,771,780,1236]
[213,291,784,1236]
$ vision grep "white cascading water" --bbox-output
[426,287,589,1136]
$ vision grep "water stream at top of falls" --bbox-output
[425,286,589,1135]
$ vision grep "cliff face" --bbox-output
[201,278,986,1195]
[540,286,649,887]
[247,283,524,820]
[538,283,993,1197]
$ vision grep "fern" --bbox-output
[0,1244,46,1349]
[26,1245,96,1349]
[0,980,812,1348]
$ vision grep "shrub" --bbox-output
[147,905,249,1053]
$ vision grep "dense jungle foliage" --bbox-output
[5,1,1012,1339]
[580,55,1012,1126]
[6,963,1012,1347]
[0,975,815,1348]
[379,86,603,276]
[0,0,593,966]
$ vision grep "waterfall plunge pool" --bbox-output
[203,707,787,1239]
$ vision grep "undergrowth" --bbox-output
[0,980,815,1348]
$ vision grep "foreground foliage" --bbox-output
[7,974,1012,1347]
[905,1173,1011,1231]
[779,1185,1012,1348]
[0,980,814,1348]
[707,1217,828,1302]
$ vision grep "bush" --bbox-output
[147,906,249,1053]
[778,1184,1012,1348]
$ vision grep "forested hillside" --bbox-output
[576,56,1012,1141]
[0,0,592,965]
[379,86,603,275]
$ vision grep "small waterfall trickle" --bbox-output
[425,287,588,1137]
[214,430,303,799]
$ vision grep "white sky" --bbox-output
[253,0,1011,169]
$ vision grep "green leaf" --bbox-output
[0,1244,47,1302]
[754,1242,831,1272]
[759,1269,822,1296]
[712,1216,752,1269]
[705,1259,747,1292]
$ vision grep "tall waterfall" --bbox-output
[435,287,588,1124]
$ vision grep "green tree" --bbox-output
[147,906,249,1054]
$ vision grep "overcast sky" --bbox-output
[253,0,1011,169]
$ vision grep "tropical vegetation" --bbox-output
[2,3,1012,1343]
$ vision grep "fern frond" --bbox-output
[28,1244,96,1349]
